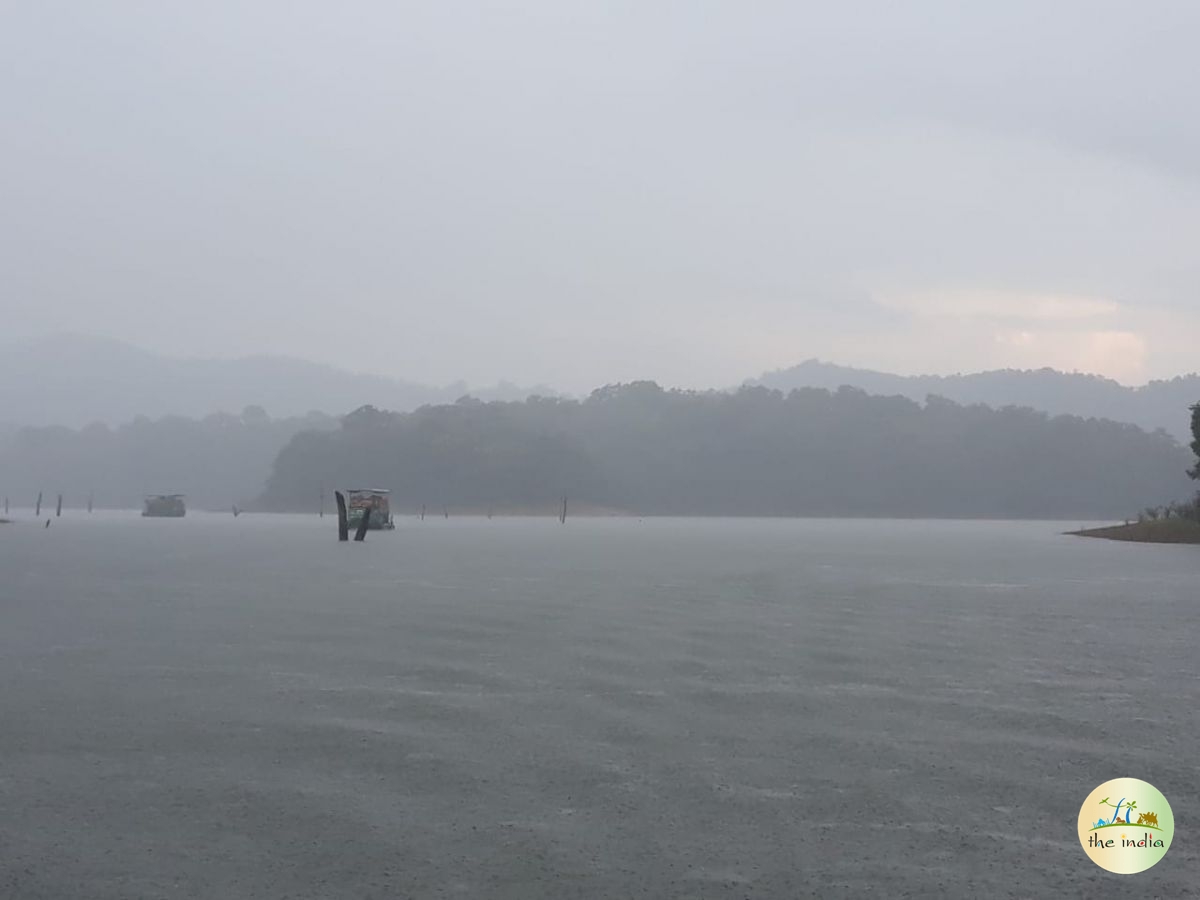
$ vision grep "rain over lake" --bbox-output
[2,513,1197,897]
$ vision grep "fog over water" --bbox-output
[5,2,1200,388]
[2,514,1197,897]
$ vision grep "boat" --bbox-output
[142,494,186,517]
[345,489,395,530]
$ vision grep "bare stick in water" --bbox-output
[56,494,63,517]
[35,491,42,517]
[353,507,372,541]
[319,487,324,518]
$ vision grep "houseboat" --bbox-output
[142,494,186,517]
[345,489,394,530]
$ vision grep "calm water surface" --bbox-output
[1,513,1197,898]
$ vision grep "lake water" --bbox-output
[2,513,1197,898]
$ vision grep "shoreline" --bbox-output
[1068,519,1200,544]
[0,508,1161,523]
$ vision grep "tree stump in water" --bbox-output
[335,491,349,541]
[353,507,371,541]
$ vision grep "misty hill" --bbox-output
[0,334,558,428]
[260,383,1194,519]
[748,361,1200,441]
[0,407,338,511]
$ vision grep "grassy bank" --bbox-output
[1069,519,1200,544]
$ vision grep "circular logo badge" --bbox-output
[1078,778,1173,874]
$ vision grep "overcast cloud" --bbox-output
[3,1,1198,391]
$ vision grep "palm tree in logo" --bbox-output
[1098,797,1136,825]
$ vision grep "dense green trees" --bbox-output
[259,384,1193,519]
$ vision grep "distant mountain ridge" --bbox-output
[0,334,559,428]
[4,335,1197,440]
[748,360,1200,441]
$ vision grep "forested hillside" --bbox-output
[260,384,1194,519]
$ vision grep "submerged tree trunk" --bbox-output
[335,491,349,541]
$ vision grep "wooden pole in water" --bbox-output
[56,494,63,517]
[319,487,324,518]
[420,504,426,521]
[335,491,349,541]
[353,506,371,541]
[560,496,567,524]
[232,504,240,517]
[35,491,42,516]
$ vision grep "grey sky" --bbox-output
[4,1,1198,392]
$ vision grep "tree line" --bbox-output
[259,383,1195,519]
